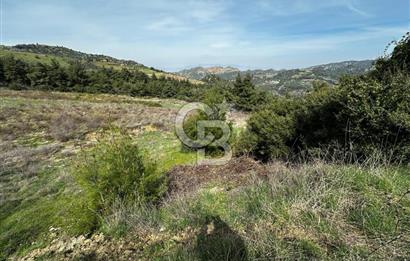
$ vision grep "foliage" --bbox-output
[371,32,410,81]
[239,35,410,162]
[239,109,295,160]
[0,54,206,101]
[71,131,166,232]
[232,74,258,111]
[182,87,233,156]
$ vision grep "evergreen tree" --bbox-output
[232,73,256,111]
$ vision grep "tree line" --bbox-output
[0,55,205,101]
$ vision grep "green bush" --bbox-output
[240,35,410,162]
[239,109,295,161]
[182,87,233,156]
[236,95,302,160]
[292,82,347,158]
[71,132,166,232]
[336,74,410,160]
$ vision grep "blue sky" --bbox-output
[2,0,409,71]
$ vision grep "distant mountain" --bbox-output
[178,66,240,80]
[178,60,374,94]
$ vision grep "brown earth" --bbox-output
[167,157,268,197]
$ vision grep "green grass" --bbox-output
[0,166,73,259]
[3,144,409,260]
[16,132,51,147]
[101,163,410,260]
[135,130,196,172]
[0,48,201,84]
[0,128,196,260]
[0,49,71,66]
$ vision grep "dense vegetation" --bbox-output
[0,54,205,101]
[238,34,410,163]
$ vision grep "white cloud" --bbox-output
[143,1,232,34]
[255,0,372,17]
[210,42,232,49]
[145,17,190,32]
[187,0,229,22]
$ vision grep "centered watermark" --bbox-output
[175,102,232,165]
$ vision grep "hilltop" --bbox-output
[0,44,199,83]
[178,60,374,94]
[178,66,240,80]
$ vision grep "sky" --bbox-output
[2,0,409,71]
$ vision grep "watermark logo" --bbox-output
[175,102,232,165]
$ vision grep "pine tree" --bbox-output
[232,73,256,111]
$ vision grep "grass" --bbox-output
[0,48,71,66]
[0,129,196,260]
[135,130,196,172]
[1,89,409,260]
[0,47,202,84]
[0,165,73,259]
[99,162,410,260]
[0,89,197,259]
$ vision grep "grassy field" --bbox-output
[0,89,196,259]
[1,89,409,260]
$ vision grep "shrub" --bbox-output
[239,109,295,161]
[336,74,410,160]
[71,131,166,232]
[182,87,233,156]
[293,83,346,153]
[236,95,301,160]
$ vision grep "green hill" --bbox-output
[0,44,199,83]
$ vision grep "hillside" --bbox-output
[1,90,409,260]
[178,66,240,80]
[178,60,374,94]
[1,36,409,261]
[0,44,200,83]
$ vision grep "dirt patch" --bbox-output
[166,157,269,197]
[20,228,198,261]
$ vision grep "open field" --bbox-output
[1,89,409,260]
[0,89,197,259]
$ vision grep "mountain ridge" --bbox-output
[178,60,374,94]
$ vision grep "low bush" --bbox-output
[182,87,233,157]
[238,109,295,161]
[70,131,166,233]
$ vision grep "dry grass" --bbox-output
[94,160,409,260]
[0,89,192,259]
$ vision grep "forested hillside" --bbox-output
[0,44,199,83]
[0,45,205,101]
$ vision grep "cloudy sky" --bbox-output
[2,0,409,71]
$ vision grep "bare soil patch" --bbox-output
[167,157,269,197]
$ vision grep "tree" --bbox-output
[232,74,257,111]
